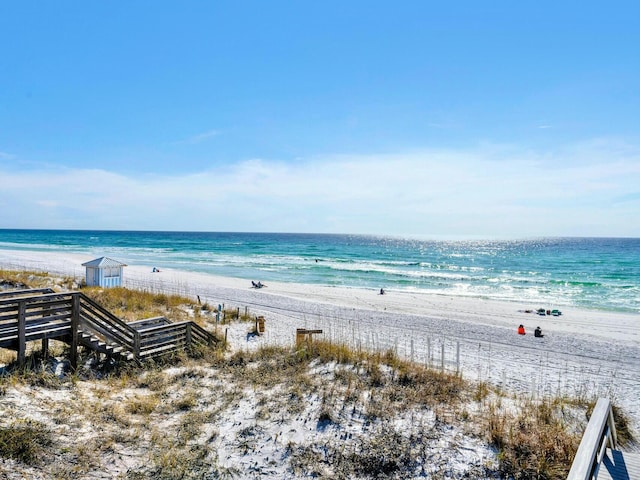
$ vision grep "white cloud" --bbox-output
[173,129,221,145]
[1,140,639,237]
[35,200,60,208]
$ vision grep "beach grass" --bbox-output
[0,419,52,465]
[81,285,199,323]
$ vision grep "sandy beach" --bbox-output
[2,248,640,436]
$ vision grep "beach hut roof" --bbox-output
[81,257,127,268]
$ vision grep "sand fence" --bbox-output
[123,276,629,408]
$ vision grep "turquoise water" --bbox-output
[1,230,639,313]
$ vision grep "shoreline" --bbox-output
[2,248,640,434]
[1,248,638,345]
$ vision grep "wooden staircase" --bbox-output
[0,288,218,368]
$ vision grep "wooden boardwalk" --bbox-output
[597,449,640,480]
[567,398,640,480]
[0,288,217,368]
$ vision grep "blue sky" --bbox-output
[1,1,639,237]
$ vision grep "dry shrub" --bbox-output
[126,394,159,415]
[305,340,365,365]
[92,401,131,427]
[0,269,51,289]
[612,404,634,446]
[474,381,490,401]
[487,399,581,479]
[402,367,466,406]
[222,346,308,388]
[16,368,66,389]
[171,389,198,412]
[72,439,103,474]
[176,411,212,445]
[0,419,52,465]
[82,286,194,321]
[145,443,218,480]
[136,369,170,392]
[0,348,15,366]
[290,425,425,478]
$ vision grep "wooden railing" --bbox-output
[77,294,137,353]
[0,287,56,299]
[0,289,218,367]
[566,398,619,480]
[0,291,74,359]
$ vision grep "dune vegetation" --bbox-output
[0,270,631,479]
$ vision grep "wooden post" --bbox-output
[17,300,26,367]
[456,341,460,375]
[186,322,192,347]
[41,338,49,360]
[440,340,445,371]
[70,294,80,371]
[133,331,141,360]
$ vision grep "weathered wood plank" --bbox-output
[26,325,72,341]
[568,398,617,480]
[70,294,79,370]
[597,450,640,480]
[0,288,55,300]
[128,316,171,329]
[77,302,135,342]
[17,301,26,366]
[0,292,73,307]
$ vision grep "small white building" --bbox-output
[82,257,127,288]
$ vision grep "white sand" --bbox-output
[2,248,640,435]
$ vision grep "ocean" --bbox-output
[0,229,639,314]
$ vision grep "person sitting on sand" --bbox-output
[534,326,544,338]
[517,324,526,335]
[379,288,385,295]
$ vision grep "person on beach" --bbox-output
[379,288,385,295]
[517,324,526,335]
[534,326,544,338]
